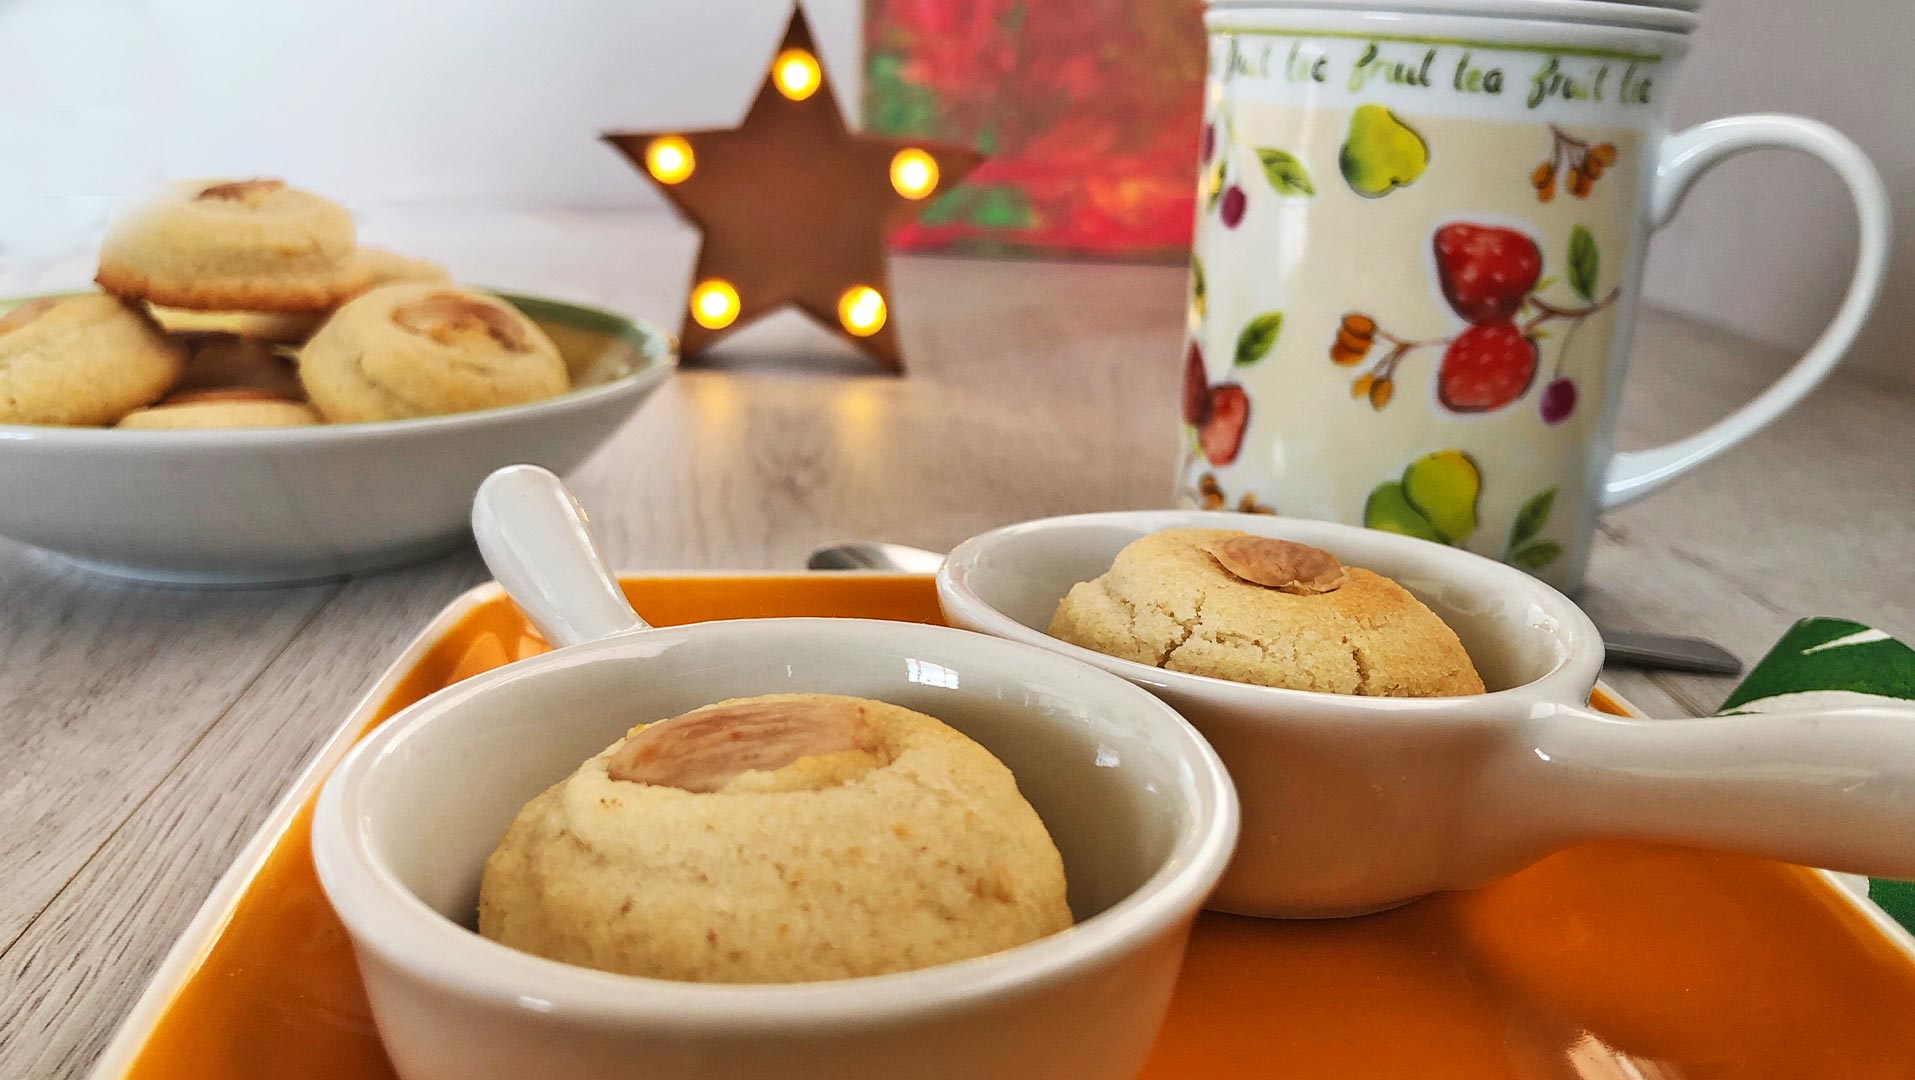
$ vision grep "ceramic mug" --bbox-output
[1177,0,1890,591]
[937,510,1915,918]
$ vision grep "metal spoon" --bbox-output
[806,540,1742,676]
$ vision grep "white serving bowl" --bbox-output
[0,292,673,586]
[310,468,1238,1080]
[938,510,1915,918]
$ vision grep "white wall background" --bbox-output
[1,0,1907,387]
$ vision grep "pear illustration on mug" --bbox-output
[1365,450,1479,544]
[1339,105,1429,198]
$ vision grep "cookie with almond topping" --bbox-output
[1047,528,1484,696]
[96,179,371,313]
[297,284,567,422]
[0,294,184,425]
[477,693,1071,983]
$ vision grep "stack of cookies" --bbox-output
[0,178,571,429]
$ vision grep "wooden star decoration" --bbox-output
[604,8,983,372]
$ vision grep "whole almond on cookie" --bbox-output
[196,178,287,203]
[1202,534,1348,594]
[608,698,887,792]
[391,292,531,351]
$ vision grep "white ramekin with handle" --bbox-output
[937,510,1915,918]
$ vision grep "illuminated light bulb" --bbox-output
[644,136,695,184]
[837,285,886,336]
[889,148,939,200]
[773,49,822,101]
[689,279,740,330]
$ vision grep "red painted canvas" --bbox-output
[863,0,1207,260]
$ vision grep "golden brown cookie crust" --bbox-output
[478,693,1072,983]
[116,397,321,430]
[0,294,184,426]
[146,305,327,345]
[1048,527,1486,697]
[96,263,367,314]
[350,247,449,289]
[95,179,371,313]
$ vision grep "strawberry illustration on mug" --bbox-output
[1333,222,1617,422]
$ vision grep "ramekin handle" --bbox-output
[1523,703,1915,878]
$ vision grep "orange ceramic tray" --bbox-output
[89,575,1915,1079]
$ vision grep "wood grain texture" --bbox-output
[1,211,1909,1078]
[0,556,332,951]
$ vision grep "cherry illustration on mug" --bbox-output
[1197,104,1314,232]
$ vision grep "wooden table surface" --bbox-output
[3,212,1911,1077]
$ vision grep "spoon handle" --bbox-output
[471,465,648,647]
[1599,630,1742,675]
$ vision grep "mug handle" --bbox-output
[1519,703,1915,879]
[1602,115,1891,509]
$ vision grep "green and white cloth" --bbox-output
[1717,617,1915,930]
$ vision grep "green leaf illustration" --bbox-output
[1190,256,1206,320]
[1255,148,1315,196]
[1568,225,1598,302]
[1510,540,1563,570]
[1533,275,1558,293]
[1509,487,1556,548]
[1233,312,1284,366]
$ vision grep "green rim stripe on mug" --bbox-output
[1212,28,1663,64]
[1180,4,1890,592]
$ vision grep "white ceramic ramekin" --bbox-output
[937,510,1915,918]
[311,469,1239,1080]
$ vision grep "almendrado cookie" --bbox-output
[298,284,567,422]
[0,295,184,425]
[96,179,370,313]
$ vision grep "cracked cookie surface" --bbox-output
[1047,528,1484,696]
